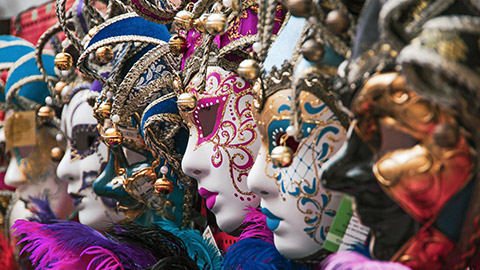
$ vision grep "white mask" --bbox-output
[57,89,125,229]
[248,89,346,259]
[182,66,261,233]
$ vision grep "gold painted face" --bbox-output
[351,72,474,223]
[5,112,65,185]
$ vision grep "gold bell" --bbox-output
[154,176,174,196]
[271,145,294,167]
[96,99,112,119]
[177,92,197,112]
[102,126,123,147]
[50,147,64,162]
[285,0,312,18]
[325,10,350,35]
[37,106,55,123]
[193,14,209,33]
[301,39,325,62]
[55,81,67,95]
[54,52,73,71]
[169,35,188,55]
[237,59,260,81]
[95,46,114,64]
[205,13,228,36]
[174,10,194,30]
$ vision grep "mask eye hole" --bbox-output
[197,103,220,138]
[71,124,99,152]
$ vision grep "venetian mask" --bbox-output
[248,88,347,260]
[321,72,474,263]
[181,66,261,233]
[5,114,72,228]
[57,88,126,229]
[3,50,73,230]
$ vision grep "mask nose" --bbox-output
[4,156,26,188]
[247,146,278,198]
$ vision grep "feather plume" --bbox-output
[28,196,57,223]
[319,251,411,270]
[106,221,222,270]
[0,233,17,270]
[238,207,274,244]
[12,220,156,269]
[223,238,310,270]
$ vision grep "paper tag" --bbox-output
[323,195,370,252]
[5,111,36,149]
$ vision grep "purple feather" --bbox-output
[238,207,274,244]
[319,251,412,270]
[12,220,157,269]
[28,196,58,223]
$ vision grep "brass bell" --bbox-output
[237,59,260,81]
[301,39,325,62]
[325,10,350,35]
[55,81,67,95]
[154,176,174,196]
[205,13,228,36]
[102,126,123,147]
[193,14,209,33]
[50,147,64,162]
[54,52,73,71]
[169,35,188,55]
[177,92,197,112]
[174,10,194,30]
[37,106,55,123]
[95,46,114,64]
[271,145,294,167]
[285,0,312,18]
[96,99,112,119]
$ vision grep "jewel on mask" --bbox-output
[205,13,228,36]
[54,52,73,71]
[111,114,120,123]
[61,39,71,49]
[50,147,64,162]
[95,46,114,64]
[45,96,53,106]
[238,59,260,81]
[252,42,262,53]
[56,133,64,142]
[301,38,325,62]
[177,92,198,112]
